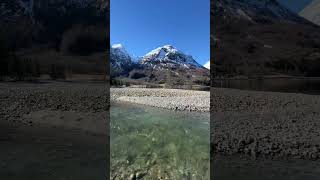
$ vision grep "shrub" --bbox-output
[129,70,146,79]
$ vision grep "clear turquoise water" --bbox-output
[110,103,210,179]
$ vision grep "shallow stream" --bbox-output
[110,103,210,179]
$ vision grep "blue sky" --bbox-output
[278,0,313,12]
[110,0,210,66]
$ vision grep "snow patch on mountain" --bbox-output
[110,44,133,77]
[300,0,320,26]
[141,45,203,69]
[111,44,122,48]
[204,61,210,69]
[236,9,253,21]
[111,43,131,59]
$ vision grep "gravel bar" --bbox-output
[111,88,210,112]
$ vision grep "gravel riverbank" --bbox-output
[210,87,320,160]
[0,82,109,130]
[0,82,109,179]
[111,88,210,112]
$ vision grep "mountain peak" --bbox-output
[141,45,203,69]
[112,44,124,49]
[162,44,176,50]
[145,44,178,57]
[111,43,130,57]
[110,44,133,77]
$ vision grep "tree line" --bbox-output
[0,55,73,81]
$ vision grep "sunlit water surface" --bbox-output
[110,103,209,180]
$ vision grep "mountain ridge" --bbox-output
[110,44,210,86]
[300,0,320,26]
[140,45,204,69]
[212,0,320,78]
[214,0,309,24]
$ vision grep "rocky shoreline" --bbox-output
[0,82,109,132]
[111,88,210,112]
[211,87,320,160]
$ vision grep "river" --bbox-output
[110,103,210,179]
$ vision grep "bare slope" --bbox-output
[300,0,320,26]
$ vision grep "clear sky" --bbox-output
[110,0,210,66]
[277,0,313,12]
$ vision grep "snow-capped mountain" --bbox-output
[110,44,207,77]
[214,0,308,24]
[110,44,210,86]
[300,0,320,26]
[110,44,134,77]
[212,0,320,78]
[111,44,131,62]
[140,45,204,70]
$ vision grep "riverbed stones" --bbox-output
[129,173,136,180]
